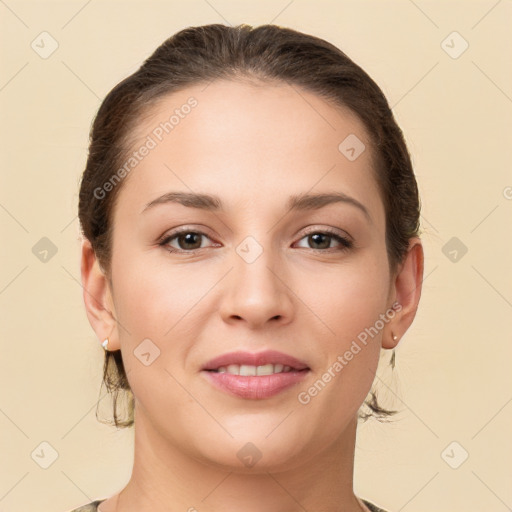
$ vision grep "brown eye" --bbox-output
[295,230,353,252]
[174,232,204,250]
[308,233,331,250]
[159,230,214,253]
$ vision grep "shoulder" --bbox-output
[66,499,106,512]
[362,498,392,512]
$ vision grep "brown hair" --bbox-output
[78,23,420,428]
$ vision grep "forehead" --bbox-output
[114,79,384,225]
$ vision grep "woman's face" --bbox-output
[103,79,399,470]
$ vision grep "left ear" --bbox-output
[383,237,424,349]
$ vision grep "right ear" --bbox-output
[80,238,120,351]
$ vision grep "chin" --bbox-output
[192,428,315,474]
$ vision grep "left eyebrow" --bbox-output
[286,192,372,224]
[141,191,372,224]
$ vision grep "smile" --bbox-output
[209,363,295,376]
[201,367,310,400]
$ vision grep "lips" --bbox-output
[200,350,311,399]
[201,350,310,372]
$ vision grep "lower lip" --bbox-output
[201,369,310,399]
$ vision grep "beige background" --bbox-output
[1,1,511,511]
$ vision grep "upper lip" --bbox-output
[202,350,310,371]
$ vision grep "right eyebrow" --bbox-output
[141,191,223,214]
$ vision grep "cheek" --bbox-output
[110,248,204,338]
[302,253,390,345]
[109,253,200,421]
[297,252,389,399]
[294,266,388,434]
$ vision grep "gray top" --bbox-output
[68,498,390,511]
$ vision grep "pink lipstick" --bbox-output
[201,350,310,400]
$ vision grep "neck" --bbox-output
[112,407,363,512]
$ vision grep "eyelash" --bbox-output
[158,227,353,254]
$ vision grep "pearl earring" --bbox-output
[101,338,109,350]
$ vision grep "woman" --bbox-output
[73,23,424,512]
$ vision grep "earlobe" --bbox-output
[80,238,120,351]
[383,238,424,350]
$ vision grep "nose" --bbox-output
[218,243,294,329]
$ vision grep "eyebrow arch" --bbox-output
[287,192,372,223]
[142,191,372,223]
[142,191,223,213]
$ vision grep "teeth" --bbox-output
[239,364,256,376]
[214,363,293,376]
[256,364,274,376]
[227,364,241,375]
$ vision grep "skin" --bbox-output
[81,79,424,512]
